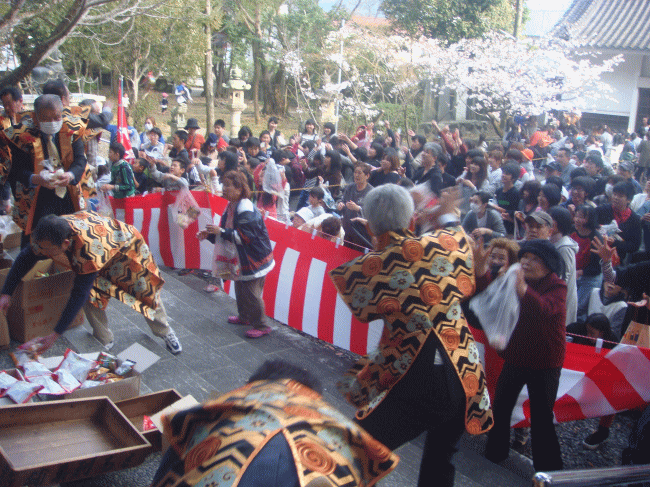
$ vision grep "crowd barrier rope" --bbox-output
[111,191,650,426]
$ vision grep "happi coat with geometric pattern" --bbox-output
[59,211,164,318]
[155,379,399,487]
[330,226,494,435]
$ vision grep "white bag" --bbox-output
[469,263,522,351]
[212,237,240,281]
[262,160,284,197]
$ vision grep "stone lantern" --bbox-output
[222,67,250,138]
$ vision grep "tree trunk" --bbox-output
[0,0,89,87]
[262,65,287,116]
[204,0,214,130]
[251,36,262,125]
[487,112,506,138]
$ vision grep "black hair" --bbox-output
[246,137,261,148]
[548,206,573,236]
[398,177,415,188]
[324,150,341,173]
[0,86,22,102]
[321,216,341,238]
[612,181,635,200]
[521,180,542,204]
[42,79,68,99]
[214,119,226,128]
[558,147,572,157]
[475,191,491,204]
[172,158,188,171]
[79,98,95,107]
[109,142,126,159]
[97,164,109,177]
[505,149,523,163]
[238,126,251,139]
[219,150,239,173]
[323,122,335,133]
[571,176,596,199]
[501,162,520,181]
[32,214,73,246]
[135,158,149,169]
[575,204,598,231]
[545,175,565,190]
[267,116,279,125]
[174,130,188,142]
[149,126,163,138]
[302,140,317,152]
[584,313,617,342]
[247,359,322,394]
[411,134,426,147]
[309,186,325,200]
[569,167,588,180]
[369,142,384,161]
[541,183,562,207]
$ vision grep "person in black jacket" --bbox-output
[597,181,642,263]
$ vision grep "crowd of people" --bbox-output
[0,83,649,485]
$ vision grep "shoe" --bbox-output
[245,327,272,338]
[228,315,249,325]
[103,341,114,352]
[583,427,609,450]
[164,330,182,354]
[204,284,221,293]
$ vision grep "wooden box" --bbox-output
[116,389,182,451]
[0,397,152,486]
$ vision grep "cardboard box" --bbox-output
[622,320,650,348]
[40,353,141,403]
[0,259,84,343]
[115,389,183,451]
[0,397,151,487]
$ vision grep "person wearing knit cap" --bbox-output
[475,238,567,472]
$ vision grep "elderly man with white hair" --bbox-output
[330,183,493,487]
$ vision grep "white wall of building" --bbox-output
[578,52,643,131]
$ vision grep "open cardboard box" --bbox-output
[0,396,151,487]
[0,259,84,343]
[39,353,141,403]
[115,389,183,451]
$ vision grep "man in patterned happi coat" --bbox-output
[152,359,398,487]
[330,184,493,487]
[0,94,97,247]
[0,211,182,354]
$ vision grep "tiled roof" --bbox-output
[552,0,650,51]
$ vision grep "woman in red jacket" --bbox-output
[475,239,567,471]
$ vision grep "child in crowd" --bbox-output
[132,158,150,194]
[102,142,136,198]
[307,186,326,218]
[150,158,189,192]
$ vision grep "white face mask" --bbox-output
[605,183,613,197]
[470,202,481,213]
[40,120,62,135]
[144,123,153,132]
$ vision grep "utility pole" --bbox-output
[514,0,523,38]
[205,0,215,131]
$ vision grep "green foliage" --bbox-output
[128,93,160,128]
[381,0,515,44]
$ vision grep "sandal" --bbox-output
[245,327,272,338]
[204,284,221,293]
[228,316,249,325]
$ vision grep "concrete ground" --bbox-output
[0,267,532,487]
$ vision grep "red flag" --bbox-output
[117,77,135,162]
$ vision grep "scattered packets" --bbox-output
[54,349,97,383]
[114,359,136,377]
[22,361,51,379]
[6,381,43,404]
[0,371,18,396]
[54,369,81,393]
[143,415,156,431]
[30,375,66,395]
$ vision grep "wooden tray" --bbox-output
[116,389,182,451]
[0,396,152,486]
